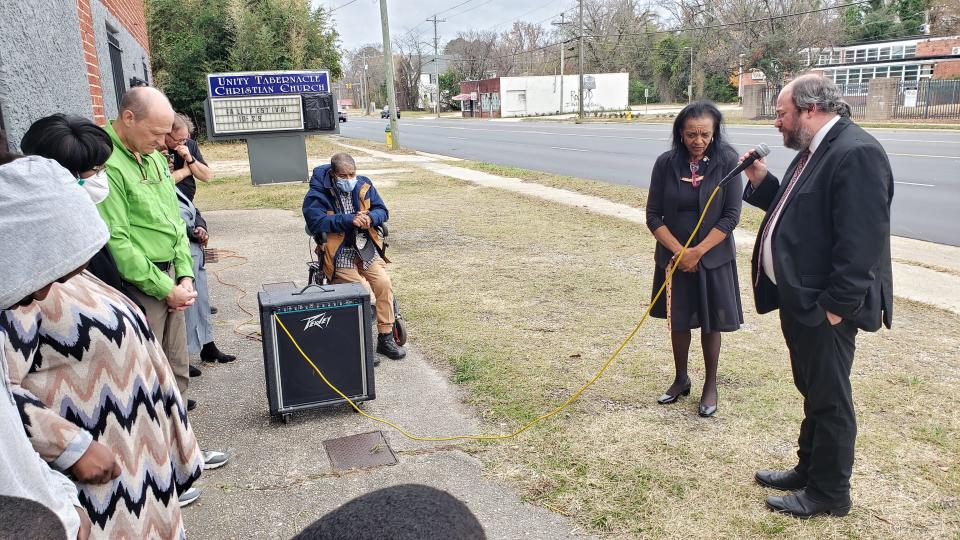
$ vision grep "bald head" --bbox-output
[120,86,173,120]
[114,86,175,155]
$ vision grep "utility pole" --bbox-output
[577,0,584,123]
[358,53,368,115]
[686,46,694,103]
[428,15,445,119]
[551,13,569,114]
[380,0,399,149]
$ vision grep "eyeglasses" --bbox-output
[140,157,167,185]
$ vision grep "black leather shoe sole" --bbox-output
[765,499,851,518]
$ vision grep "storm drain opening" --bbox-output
[323,430,398,471]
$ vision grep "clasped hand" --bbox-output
[352,212,371,230]
[671,246,702,272]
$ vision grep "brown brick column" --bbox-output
[77,0,106,125]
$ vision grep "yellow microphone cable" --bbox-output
[275,177,733,442]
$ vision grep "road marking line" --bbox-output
[549,146,590,152]
[895,181,936,187]
[889,152,960,159]
[447,136,469,140]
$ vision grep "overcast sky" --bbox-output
[313,0,572,52]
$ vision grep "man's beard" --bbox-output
[783,123,814,151]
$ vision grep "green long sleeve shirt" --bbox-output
[97,121,194,300]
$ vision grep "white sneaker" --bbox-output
[202,449,230,470]
[178,486,201,507]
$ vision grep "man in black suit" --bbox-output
[741,74,894,518]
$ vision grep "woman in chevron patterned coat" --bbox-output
[0,155,203,539]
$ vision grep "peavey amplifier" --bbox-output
[258,282,376,421]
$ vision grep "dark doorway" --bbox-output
[107,25,125,110]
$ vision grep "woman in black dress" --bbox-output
[645,101,743,417]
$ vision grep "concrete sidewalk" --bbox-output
[342,145,960,316]
[183,208,593,539]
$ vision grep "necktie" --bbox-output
[756,150,811,285]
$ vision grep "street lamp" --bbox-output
[684,46,694,103]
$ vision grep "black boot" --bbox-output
[189,364,202,377]
[376,333,406,360]
[200,341,237,363]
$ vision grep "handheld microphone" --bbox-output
[719,143,771,187]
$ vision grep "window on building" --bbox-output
[875,66,889,78]
[904,45,916,57]
[855,49,866,62]
[106,24,126,111]
[834,70,847,85]
[892,45,904,59]
[888,65,903,79]
[920,64,934,78]
[879,47,891,61]
[904,64,919,81]
[845,50,856,63]
[847,68,862,83]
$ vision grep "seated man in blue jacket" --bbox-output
[303,153,406,360]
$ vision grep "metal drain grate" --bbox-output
[323,431,398,471]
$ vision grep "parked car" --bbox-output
[380,106,400,119]
[338,110,347,123]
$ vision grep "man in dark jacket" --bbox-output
[742,74,893,518]
[302,153,406,360]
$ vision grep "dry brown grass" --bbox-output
[195,140,960,539]
[456,161,767,233]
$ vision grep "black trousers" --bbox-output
[779,309,858,503]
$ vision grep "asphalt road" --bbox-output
[339,116,960,246]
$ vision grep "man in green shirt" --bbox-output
[97,87,197,397]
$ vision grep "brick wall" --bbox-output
[933,59,960,79]
[99,0,150,54]
[917,37,960,57]
[77,0,106,125]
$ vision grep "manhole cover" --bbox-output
[323,431,398,471]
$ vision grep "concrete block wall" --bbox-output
[865,77,899,121]
[0,0,92,151]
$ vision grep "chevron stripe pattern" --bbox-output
[1,273,203,539]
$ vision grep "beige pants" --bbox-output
[130,271,190,396]
[333,259,395,334]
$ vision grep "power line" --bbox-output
[329,0,361,12]
[583,0,874,39]
[445,0,498,21]
[480,0,566,31]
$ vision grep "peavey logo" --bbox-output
[302,312,333,331]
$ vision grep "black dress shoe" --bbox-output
[187,399,197,412]
[200,342,237,363]
[766,489,851,518]
[189,365,202,378]
[210,306,219,315]
[376,333,406,360]
[657,381,691,404]
[755,469,807,491]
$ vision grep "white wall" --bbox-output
[498,73,629,117]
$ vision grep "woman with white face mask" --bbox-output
[20,114,142,311]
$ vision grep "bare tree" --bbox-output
[394,32,428,110]
[660,0,844,89]
[445,31,498,79]
[929,0,960,35]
